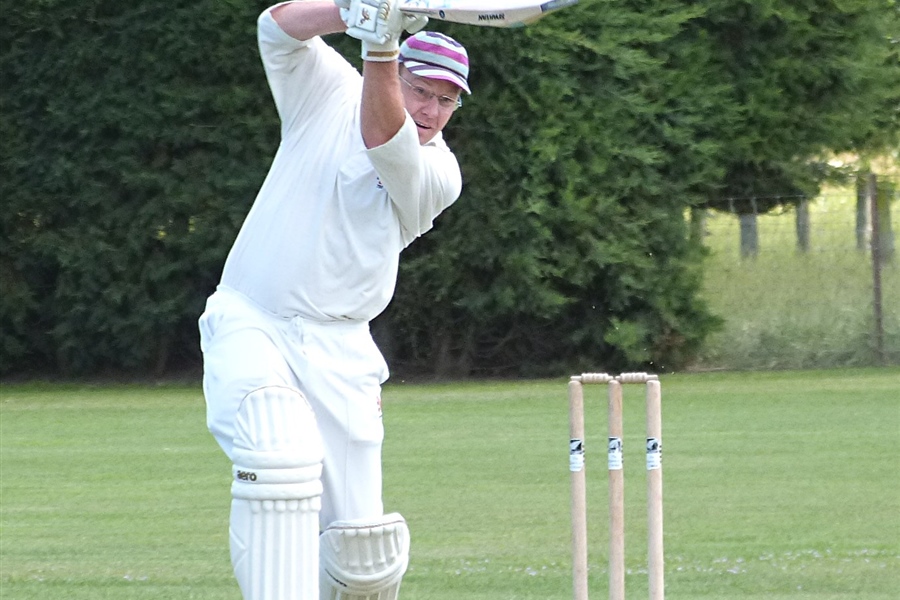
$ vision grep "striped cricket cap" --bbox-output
[399,31,470,94]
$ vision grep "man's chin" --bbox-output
[417,128,436,145]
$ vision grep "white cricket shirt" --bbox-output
[219,8,462,322]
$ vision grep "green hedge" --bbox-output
[2,0,896,377]
[2,1,276,374]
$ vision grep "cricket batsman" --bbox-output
[198,1,471,598]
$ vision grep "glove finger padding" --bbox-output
[403,13,428,34]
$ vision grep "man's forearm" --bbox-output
[361,60,406,149]
[272,1,346,41]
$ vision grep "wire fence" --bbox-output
[694,179,899,370]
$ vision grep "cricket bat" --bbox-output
[399,0,578,28]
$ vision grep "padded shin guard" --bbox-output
[230,386,325,600]
[319,513,410,600]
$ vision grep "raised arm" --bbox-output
[360,59,406,149]
[270,0,417,148]
[271,1,346,41]
[341,0,427,148]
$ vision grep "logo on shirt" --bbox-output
[376,176,384,190]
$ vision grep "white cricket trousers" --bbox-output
[199,286,389,528]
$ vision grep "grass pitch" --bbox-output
[1,369,898,599]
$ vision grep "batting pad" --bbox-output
[230,386,325,600]
[319,513,410,600]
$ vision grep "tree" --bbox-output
[4,0,895,378]
[1,0,276,375]
[686,0,900,254]
[377,1,729,375]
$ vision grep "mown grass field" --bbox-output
[1,369,898,599]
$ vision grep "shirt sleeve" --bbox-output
[257,4,361,136]
[365,115,463,245]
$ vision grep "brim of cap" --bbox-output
[402,60,471,95]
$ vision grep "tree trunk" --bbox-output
[856,174,868,251]
[432,325,474,378]
[689,207,707,246]
[867,173,885,364]
[875,179,895,263]
[795,199,810,253]
[739,213,759,259]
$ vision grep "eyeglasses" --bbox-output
[399,76,462,111]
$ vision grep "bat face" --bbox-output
[400,0,578,28]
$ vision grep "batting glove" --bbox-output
[342,0,405,62]
[403,13,428,34]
